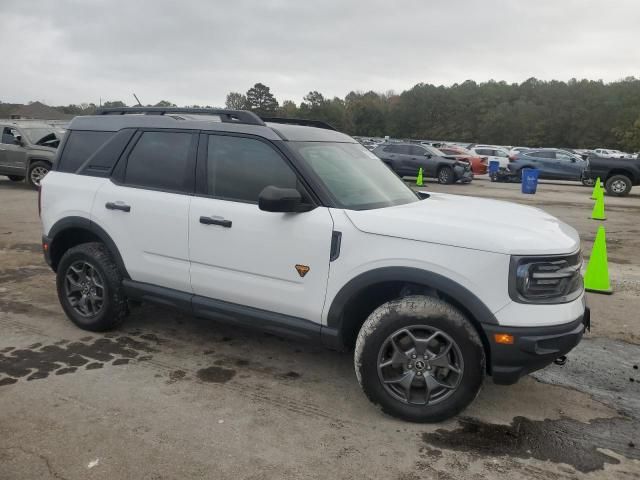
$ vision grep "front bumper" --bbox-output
[42,234,53,268]
[455,167,474,182]
[483,307,590,385]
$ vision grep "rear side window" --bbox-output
[59,131,113,173]
[206,134,297,203]
[124,131,193,192]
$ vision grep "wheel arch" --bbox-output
[606,168,636,183]
[27,156,53,167]
[47,216,129,278]
[322,267,495,370]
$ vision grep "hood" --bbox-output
[344,193,580,255]
[34,133,60,148]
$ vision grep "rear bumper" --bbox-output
[483,307,590,385]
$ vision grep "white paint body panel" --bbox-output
[189,197,334,322]
[344,193,580,256]
[40,171,104,234]
[91,181,192,293]
[43,170,584,329]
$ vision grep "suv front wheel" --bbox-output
[354,296,485,422]
[56,242,129,331]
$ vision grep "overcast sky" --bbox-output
[2,0,639,107]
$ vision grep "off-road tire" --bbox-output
[354,295,485,422]
[437,166,455,185]
[605,174,632,197]
[56,242,128,331]
[27,160,50,188]
[7,175,24,182]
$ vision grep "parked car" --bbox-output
[585,155,640,196]
[438,145,488,175]
[593,148,630,159]
[468,145,510,168]
[40,107,587,422]
[0,121,61,187]
[373,143,473,184]
[508,148,590,184]
[508,146,531,156]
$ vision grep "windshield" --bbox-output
[290,142,419,210]
[22,127,57,143]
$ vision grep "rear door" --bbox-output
[91,129,197,293]
[189,133,334,322]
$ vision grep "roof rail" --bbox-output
[261,117,336,131]
[95,107,265,126]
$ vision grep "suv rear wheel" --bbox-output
[605,174,632,197]
[354,296,485,422]
[27,161,51,188]
[56,242,128,331]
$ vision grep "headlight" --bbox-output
[509,251,583,304]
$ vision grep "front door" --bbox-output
[0,127,28,174]
[189,133,334,322]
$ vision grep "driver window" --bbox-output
[1,127,19,145]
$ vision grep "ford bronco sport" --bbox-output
[40,108,589,422]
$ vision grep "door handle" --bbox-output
[105,202,131,212]
[200,216,232,228]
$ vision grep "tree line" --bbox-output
[8,77,640,151]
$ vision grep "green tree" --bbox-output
[102,100,127,108]
[245,83,279,115]
[225,92,248,110]
[154,100,176,107]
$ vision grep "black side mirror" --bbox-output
[424,153,432,158]
[258,186,312,213]
[15,135,24,146]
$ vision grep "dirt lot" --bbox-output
[1,176,639,479]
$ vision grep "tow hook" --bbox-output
[554,355,568,366]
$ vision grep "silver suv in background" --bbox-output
[0,121,61,187]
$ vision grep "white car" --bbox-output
[593,148,629,158]
[40,107,588,423]
[509,146,531,156]
[469,145,511,168]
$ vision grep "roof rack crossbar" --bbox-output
[95,107,265,126]
[260,117,336,131]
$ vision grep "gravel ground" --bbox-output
[0,175,639,479]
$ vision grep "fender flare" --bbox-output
[47,216,130,278]
[321,266,498,350]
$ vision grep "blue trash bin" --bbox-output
[521,168,539,194]
[488,160,500,176]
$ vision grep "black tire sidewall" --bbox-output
[356,297,485,423]
[7,175,24,182]
[605,175,632,196]
[56,243,125,331]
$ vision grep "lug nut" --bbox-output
[417,371,422,376]
[411,354,417,359]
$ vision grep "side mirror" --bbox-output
[15,135,24,146]
[258,186,311,213]
[424,153,432,158]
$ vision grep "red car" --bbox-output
[438,145,488,175]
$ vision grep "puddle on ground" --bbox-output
[423,416,639,473]
[0,336,157,383]
[196,366,236,383]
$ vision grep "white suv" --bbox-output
[40,108,589,422]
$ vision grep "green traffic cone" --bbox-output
[591,192,606,220]
[584,225,612,294]
[416,167,424,186]
[591,177,602,200]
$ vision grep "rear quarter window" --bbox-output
[58,131,114,173]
